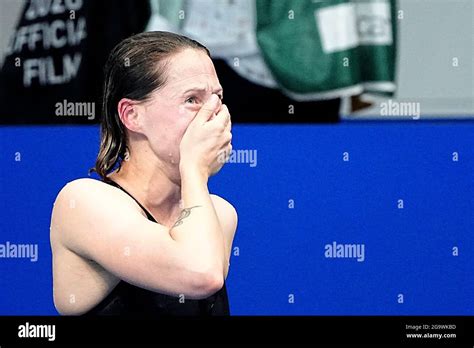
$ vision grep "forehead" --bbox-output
[164,49,221,90]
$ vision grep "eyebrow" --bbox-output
[182,86,223,95]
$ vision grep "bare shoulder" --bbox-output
[53,178,139,211]
[56,178,115,198]
[54,178,107,205]
[210,194,238,227]
[52,178,133,223]
[50,178,143,252]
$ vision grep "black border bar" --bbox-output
[0,316,472,346]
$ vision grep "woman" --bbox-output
[50,31,237,316]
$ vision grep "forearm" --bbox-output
[222,219,237,279]
[169,165,226,274]
[223,237,231,279]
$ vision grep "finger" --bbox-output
[214,104,231,128]
[225,116,232,133]
[221,129,232,146]
[224,121,232,141]
[210,102,222,121]
[225,143,233,161]
[219,143,232,163]
[222,105,231,126]
[195,94,222,124]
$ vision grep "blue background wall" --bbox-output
[0,121,473,315]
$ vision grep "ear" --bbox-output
[118,98,141,132]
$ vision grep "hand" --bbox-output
[179,94,232,178]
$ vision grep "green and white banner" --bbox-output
[256,0,398,100]
[147,0,398,101]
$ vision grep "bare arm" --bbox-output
[210,194,238,279]
[169,93,233,278]
[51,179,222,302]
[168,165,226,279]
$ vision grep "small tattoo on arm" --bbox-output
[172,205,202,228]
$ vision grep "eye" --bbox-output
[185,96,199,104]
[218,95,224,101]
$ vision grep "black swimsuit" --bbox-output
[82,180,230,317]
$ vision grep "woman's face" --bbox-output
[139,48,223,170]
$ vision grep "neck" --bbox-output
[108,153,182,227]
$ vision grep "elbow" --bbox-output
[53,295,75,316]
[191,269,224,299]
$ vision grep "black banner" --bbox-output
[0,316,472,346]
[0,0,150,124]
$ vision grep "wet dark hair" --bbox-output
[91,31,210,180]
